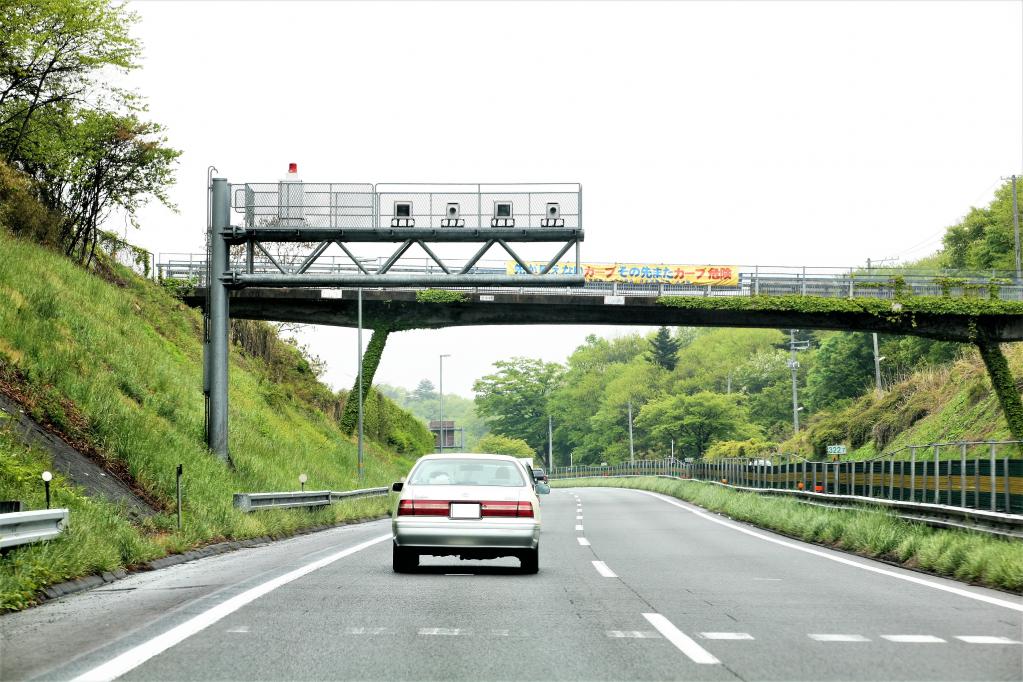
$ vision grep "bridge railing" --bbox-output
[156,255,1023,301]
[549,441,1023,514]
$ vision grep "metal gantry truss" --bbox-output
[204,178,586,461]
[223,181,585,289]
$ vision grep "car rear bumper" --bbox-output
[392,518,540,550]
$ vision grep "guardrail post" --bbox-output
[960,443,967,508]
[889,457,895,500]
[1004,457,1011,512]
[910,446,917,502]
[933,445,940,504]
[989,443,997,511]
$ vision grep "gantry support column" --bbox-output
[340,327,391,436]
[208,178,231,463]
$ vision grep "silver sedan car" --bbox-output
[391,453,550,573]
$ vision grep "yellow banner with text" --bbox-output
[506,262,740,286]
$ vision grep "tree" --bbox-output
[410,379,437,404]
[942,179,1020,271]
[635,391,756,457]
[473,357,563,453]
[804,332,875,412]
[647,326,681,371]
[473,434,534,456]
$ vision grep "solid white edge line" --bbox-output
[72,533,391,682]
[643,613,720,664]
[634,490,1023,613]
[592,560,617,577]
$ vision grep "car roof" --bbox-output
[414,453,521,463]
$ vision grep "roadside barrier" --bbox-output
[0,509,69,549]
[233,487,389,512]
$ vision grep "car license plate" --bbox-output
[449,503,480,519]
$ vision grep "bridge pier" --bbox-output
[975,338,1023,442]
[339,327,391,435]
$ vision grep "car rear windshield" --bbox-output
[409,459,526,487]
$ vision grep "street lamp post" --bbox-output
[439,354,450,452]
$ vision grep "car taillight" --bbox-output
[481,501,533,518]
[397,500,449,516]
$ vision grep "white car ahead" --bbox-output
[390,453,550,573]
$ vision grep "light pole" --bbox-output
[1013,175,1020,282]
[438,354,450,452]
[357,288,364,484]
[548,415,553,472]
[627,400,635,465]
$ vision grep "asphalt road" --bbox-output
[2,487,1021,681]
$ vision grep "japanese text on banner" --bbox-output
[506,262,739,286]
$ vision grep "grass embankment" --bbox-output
[0,229,419,611]
[554,477,1023,593]
[781,346,1023,460]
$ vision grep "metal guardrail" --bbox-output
[0,509,69,549]
[156,255,1023,302]
[233,487,389,513]
[550,447,1022,514]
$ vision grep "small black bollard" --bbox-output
[176,464,183,530]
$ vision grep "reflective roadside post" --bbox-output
[299,473,308,492]
[41,471,52,509]
[176,464,183,530]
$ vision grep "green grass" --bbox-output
[554,477,1023,593]
[0,230,412,611]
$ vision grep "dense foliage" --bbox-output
[472,434,534,456]
[0,0,178,262]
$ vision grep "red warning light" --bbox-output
[288,163,298,174]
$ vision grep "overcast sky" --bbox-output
[124,0,1023,398]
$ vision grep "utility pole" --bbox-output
[872,333,884,396]
[628,400,635,464]
[1013,175,1020,282]
[788,330,809,434]
[548,415,553,472]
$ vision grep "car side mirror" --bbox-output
[391,481,403,492]
[534,482,551,495]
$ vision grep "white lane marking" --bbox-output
[225,627,249,634]
[592,560,617,578]
[753,578,782,581]
[809,634,871,642]
[700,632,754,640]
[881,635,945,643]
[636,490,1023,614]
[72,533,390,682]
[343,626,387,635]
[956,636,1023,644]
[607,630,660,638]
[419,628,462,636]
[577,537,590,546]
[490,629,509,637]
[643,613,720,664]
[575,524,584,531]
[576,515,583,520]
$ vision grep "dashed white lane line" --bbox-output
[71,533,391,682]
[607,630,660,638]
[592,561,617,578]
[700,632,754,640]
[955,636,1023,644]
[419,628,462,636]
[577,537,590,546]
[642,613,720,665]
[225,627,249,634]
[490,629,510,637]
[809,634,871,642]
[636,490,1023,614]
[881,635,945,643]
[575,524,584,531]
[576,515,583,520]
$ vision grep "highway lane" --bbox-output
[2,487,1020,681]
